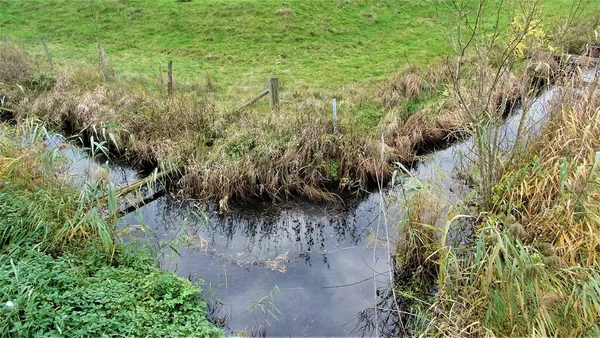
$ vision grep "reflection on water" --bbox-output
[44,134,139,189]
[353,284,404,338]
[119,195,393,337]
[44,132,397,336]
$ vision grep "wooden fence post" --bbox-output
[41,37,54,70]
[98,47,110,80]
[167,60,173,95]
[234,88,270,113]
[268,77,279,109]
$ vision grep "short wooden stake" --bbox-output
[167,60,173,95]
[332,98,338,133]
[41,37,53,70]
[268,77,279,109]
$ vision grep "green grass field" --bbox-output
[0,0,449,92]
[0,0,587,99]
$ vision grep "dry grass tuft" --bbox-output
[0,44,543,205]
[25,68,214,165]
[495,74,600,265]
[0,47,29,83]
[527,50,560,88]
[392,101,466,160]
[419,70,600,337]
[378,64,439,109]
[491,72,528,117]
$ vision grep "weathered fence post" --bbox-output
[167,60,173,95]
[268,77,279,109]
[41,37,54,70]
[98,47,110,80]
[332,98,337,133]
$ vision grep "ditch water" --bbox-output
[45,68,595,337]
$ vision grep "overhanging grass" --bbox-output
[390,79,600,337]
[390,30,600,338]
[1,44,458,203]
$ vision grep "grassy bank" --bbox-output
[2,1,595,207]
[413,71,600,337]
[389,2,600,336]
[0,36,457,205]
[0,121,222,337]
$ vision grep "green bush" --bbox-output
[0,250,222,337]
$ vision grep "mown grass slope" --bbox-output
[0,0,588,98]
[0,0,449,92]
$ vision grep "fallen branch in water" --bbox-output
[97,168,177,218]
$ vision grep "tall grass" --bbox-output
[431,219,600,336]
[390,2,600,337]
[0,119,116,254]
[392,77,600,334]
[0,119,222,337]
[1,39,463,206]
[493,71,600,266]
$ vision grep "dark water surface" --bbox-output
[45,135,396,336]
[122,196,393,337]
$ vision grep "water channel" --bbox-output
[44,68,595,337]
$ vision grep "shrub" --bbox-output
[0,120,222,337]
[0,250,222,338]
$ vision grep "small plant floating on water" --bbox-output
[248,285,283,337]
